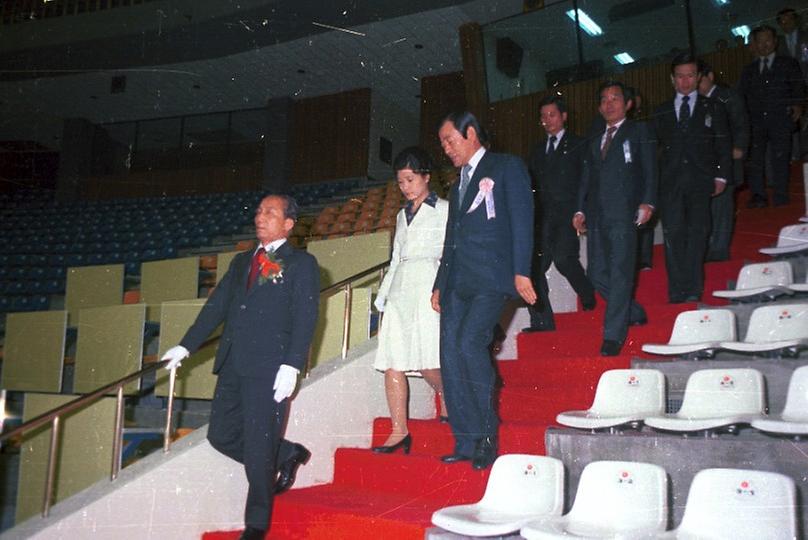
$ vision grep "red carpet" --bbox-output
[203,179,806,539]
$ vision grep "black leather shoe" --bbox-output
[239,526,266,540]
[581,297,596,311]
[521,325,555,333]
[439,415,449,423]
[372,434,412,454]
[440,453,471,463]
[600,340,622,356]
[275,443,311,494]
[630,315,647,326]
[472,437,497,470]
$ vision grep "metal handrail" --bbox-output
[0,259,390,517]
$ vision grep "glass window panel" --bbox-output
[576,0,689,76]
[182,113,229,148]
[229,108,268,144]
[691,0,794,55]
[482,1,579,102]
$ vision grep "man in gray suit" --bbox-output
[698,60,749,262]
[574,82,657,356]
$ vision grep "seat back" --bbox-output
[667,309,737,345]
[677,468,797,539]
[478,455,564,516]
[735,261,793,290]
[743,304,808,343]
[781,366,808,422]
[677,369,765,418]
[565,461,667,533]
[774,223,808,248]
[588,369,666,416]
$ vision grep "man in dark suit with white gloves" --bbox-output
[574,82,657,357]
[431,111,536,470]
[162,194,319,540]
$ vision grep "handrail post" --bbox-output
[110,385,124,480]
[42,416,60,517]
[341,283,353,359]
[163,367,177,453]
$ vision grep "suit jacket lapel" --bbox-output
[604,121,630,161]
[460,151,490,215]
[245,242,292,297]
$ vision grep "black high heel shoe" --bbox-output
[372,434,412,454]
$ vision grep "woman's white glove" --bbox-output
[374,295,386,313]
[273,364,300,403]
[161,345,189,370]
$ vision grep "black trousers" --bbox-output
[708,159,743,260]
[207,363,296,530]
[586,220,646,343]
[529,216,594,329]
[660,178,712,301]
[440,288,507,457]
[748,124,793,203]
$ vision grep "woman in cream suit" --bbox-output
[373,147,449,454]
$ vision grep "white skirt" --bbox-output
[374,259,441,372]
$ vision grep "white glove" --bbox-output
[273,364,300,403]
[161,345,189,370]
[374,295,386,313]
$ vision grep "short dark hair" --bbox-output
[538,94,567,115]
[597,80,633,103]
[393,146,433,175]
[751,25,777,41]
[440,111,489,146]
[260,193,299,221]
[671,51,699,74]
[697,59,714,78]
[778,8,797,19]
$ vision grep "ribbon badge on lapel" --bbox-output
[466,178,496,219]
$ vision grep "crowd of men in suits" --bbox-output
[525,19,806,357]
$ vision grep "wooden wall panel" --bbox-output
[288,88,371,184]
[419,71,467,167]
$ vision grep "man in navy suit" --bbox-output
[740,25,805,207]
[654,52,732,304]
[162,194,320,540]
[574,82,657,357]
[525,95,595,332]
[431,111,536,470]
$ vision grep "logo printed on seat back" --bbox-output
[761,266,772,275]
[617,470,633,485]
[524,463,538,476]
[626,375,640,387]
[719,375,735,389]
[736,480,755,496]
[699,314,712,324]
[779,310,792,320]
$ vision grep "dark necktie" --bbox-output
[547,135,557,156]
[457,164,471,207]
[679,95,691,124]
[761,57,770,75]
[247,247,266,290]
[601,126,617,160]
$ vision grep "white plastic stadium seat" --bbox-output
[642,309,736,357]
[712,261,794,301]
[658,468,797,539]
[801,216,808,223]
[759,223,808,256]
[751,366,808,437]
[720,303,808,356]
[556,369,665,430]
[520,461,667,539]
[644,368,765,432]
[788,271,808,293]
[431,454,563,536]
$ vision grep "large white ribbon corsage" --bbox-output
[466,178,496,219]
